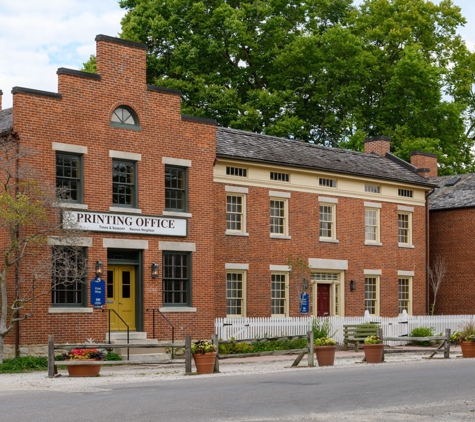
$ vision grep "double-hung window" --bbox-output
[56,152,83,203]
[226,271,246,316]
[364,271,381,316]
[270,191,290,237]
[364,203,381,245]
[51,246,87,306]
[397,206,413,247]
[112,159,137,207]
[162,252,190,306]
[165,166,187,212]
[225,186,248,235]
[271,272,289,316]
[319,197,338,242]
[398,274,413,315]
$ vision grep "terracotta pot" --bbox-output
[314,345,337,366]
[460,341,475,358]
[66,359,103,377]
[193,352,217,374]
[363,343,384,363]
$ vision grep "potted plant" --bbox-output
[362,335,384,363]
[58,348,105,377]
[191,340,218,374]
[314,337,337,366]
[456,320,475,358]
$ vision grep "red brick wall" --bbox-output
[430,208,475,314]
[214,185,427,318]
[7,36,217,347]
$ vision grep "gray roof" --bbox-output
[429,173,475,210]
[217,127,433,187]
[0,108,12,134]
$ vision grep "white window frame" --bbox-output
[270,271,289,317]
[225,186,248,236]
[270,191,290,239]
[225,264,248,317]
[364,202,381,245]
[364,270,381,316]
[319,198,338,242]
[398,206,413,248]
[398,272,413,315]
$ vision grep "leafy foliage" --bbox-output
[312,318,334,340]
[314,337,337,346]
[364,335,382,345]
[0,356,48,373]
[410,326,434,346]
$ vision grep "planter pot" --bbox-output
[193,352,217,374]
[363,344,384,364]
[66,360,103,377]
[460,341,475,358]
[314,345,337,366]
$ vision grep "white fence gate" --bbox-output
[215,315,475,346]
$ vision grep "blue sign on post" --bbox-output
[299,292,309,314]
[90,278,106,308]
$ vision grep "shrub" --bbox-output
[104,351,122,361]
[314,337,337,346]
[219,341,254,355]
[410,326,434,346]
[0,356,48,373]
[457,320,475,342]
[364,335,382,344]
[312,318,335,340]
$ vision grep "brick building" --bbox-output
[0,34,435,355]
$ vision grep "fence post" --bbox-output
[444,328,451,359]
[377,327,385,362]
[307,330,315,367]
[212,334,220,373]
[47,335,55,378]
[185,335,192,374]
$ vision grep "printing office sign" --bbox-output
[63,210,187,236]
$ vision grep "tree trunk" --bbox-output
[0,336,4,364]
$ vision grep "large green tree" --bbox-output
[113,0,475,174]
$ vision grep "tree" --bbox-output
[286,254,310,315]
[106,0,475,173]
[428,254,447,315]
[0,133,85,364]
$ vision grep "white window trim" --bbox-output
[364,206,381,245]
[398,211,413,247]
[49,307,93,314]
[226,270,247,317]
[226,191,248,236]
[270,272,289,317]
[109,150,142,161]
[398,276,413,316]
[364,274,381,316]
[103,238,149,249]
[270,197,289,238]
[159,241,196,252]
[162,157,192,167]
[52,142,88,154]
[319,202,337,242]
[48,236,93,247]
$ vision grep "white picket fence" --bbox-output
[215,314,475,346]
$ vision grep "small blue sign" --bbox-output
[90,278,106,308]
[299,292,309,314]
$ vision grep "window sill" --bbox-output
[159,307,197,313]
[270,234,291,240]
[226,231,249,237]
[56,202,89,210]
[398,243,414,249]
[109,206,142,214]
[364,241,382,246]
[163,211,192,218]
[48,307,93,314]
[319,238,339,244]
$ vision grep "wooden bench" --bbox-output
[343,323,379,351]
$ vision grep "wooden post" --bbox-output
[377,327,385,362]
[307,330,315,367]
[212,334,220,373]
[47,335,55,378]
[185,335,192,375]
[444,328,451,359]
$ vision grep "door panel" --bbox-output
[317,284,330,317]
[107,265,136,330]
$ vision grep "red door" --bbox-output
[317,284,330,316]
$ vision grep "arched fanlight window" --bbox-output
[111,106,139,128]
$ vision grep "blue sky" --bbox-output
[1,0,475,110]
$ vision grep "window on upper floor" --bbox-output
[319,204,336,241]
[398,188,413,198]
[110,106,140,130]
[319,177,337,188]
[51,246,87,307]
[56,152,83,203]
[398,212,412,246]
[112,159,137,207]
[226,271,246,317]
[165,166,187,212]
[270,198,288,236]
[226,166,247,177]
[365,208,380,244]
[270,172,289,182]
[226,194,246,233]
[365,184,381,194]
[162,252,191,306]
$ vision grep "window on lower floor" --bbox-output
[271,273,288,316]
[226,271,246,316]
[51,246,87,306]
[398,277,412,315]
[364,276,380,315]
[162,252,190,306]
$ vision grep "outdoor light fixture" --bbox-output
[151,263,159,279]
[95,261,104,277]
[350,279,356,291]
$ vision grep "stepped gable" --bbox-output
[216,127,432,187]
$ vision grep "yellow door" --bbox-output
[107,265,136,331]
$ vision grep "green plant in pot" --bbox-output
[314,337,337,367]
[191,340,218,374]
[456,321,475,358]
[362,335,384,363]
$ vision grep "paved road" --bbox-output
[1,358,475,421]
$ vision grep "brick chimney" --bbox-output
[364,136,391,156]
[410,151,438,178]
